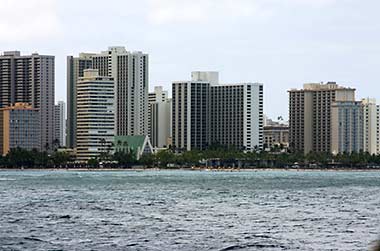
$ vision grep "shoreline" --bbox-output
[1,167,380,172]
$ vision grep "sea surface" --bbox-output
[0,170,379,251]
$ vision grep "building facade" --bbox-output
[263,125,289,150]
[362,98,380,155]
[91,46,148,137]
[114,135,154,160]
[0,51,55,152]
[0,103,40,155]
[172,72,264,152]
[331,101,364,154]
[76,69,115,161]
[191,71,219,85]
[148,86,168,104]
[150,100,172,149]
[54,101,66,147]
[211,83,264,151]
[172,81,211,151]
[289,82,356,154]
[148,86,171,149]
[66,53,94,148]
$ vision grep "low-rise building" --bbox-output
[114,135,153,160]
[263,124,289,151]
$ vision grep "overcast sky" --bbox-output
[0,0,379,119]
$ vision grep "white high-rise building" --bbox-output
[76,69,115,161]
[211,83,264,151]
[362,98,380,155]
[172,72,264,152]
[172,81,211,151]
[148,86,172,148]
[54,101,66,147]
[92,46,148,137]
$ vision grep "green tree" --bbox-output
[88,158,99,168]
[6,148,35,168]
[113,150,136,168]
[156,150,175,168]
[139,154,155,168]
[51,152,70,167]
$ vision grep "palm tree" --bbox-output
[123,141,129,153]
[53,139,60,151]
[99,138,106,161]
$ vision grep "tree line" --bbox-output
[2,146,380,169]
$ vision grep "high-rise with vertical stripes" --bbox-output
[288,82,356,154]
[0,51,55,152]
[66,53,94,148]
[92,47,148,137]
[67,47,148,149]
[172,72,264,152]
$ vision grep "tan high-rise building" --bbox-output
[289,82,355,154]
[76,69,115,161]
[362,98,380,155]
[0,51,55,152]
[66,53,95,148]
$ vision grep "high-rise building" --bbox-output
[211,83,264,151]
[148,86,171,148]
[172,81,211,151]
[66,53,94,148]
[0,51,55,152]
[76,69,115,161]
[362,98,380,155]
[0,103,40,155]
[149,86,168,104]
[289,82,355,154]
[331,101,364,154]
[150,99,172,149]
[67,47,148,148]
[91,46,148,137]
[191,71,219,85]
[54,101,66,147]
[172,72,264,152]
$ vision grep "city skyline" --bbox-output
[1,0,380,120]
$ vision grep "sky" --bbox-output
[0,0,379,120]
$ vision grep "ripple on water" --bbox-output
[0,170,379,250]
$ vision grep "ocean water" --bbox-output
[0,170,379,251]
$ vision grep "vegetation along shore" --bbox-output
[2,147,380,170]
